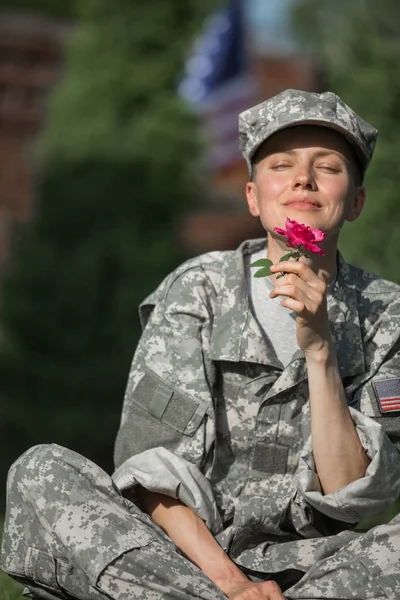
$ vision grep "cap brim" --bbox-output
[249,118,368,172]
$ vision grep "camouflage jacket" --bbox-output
[113,238,400,569]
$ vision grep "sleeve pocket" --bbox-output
[356,379,400,451]
[134,368,208,436]
[25,547,69,596]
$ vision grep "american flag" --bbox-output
[372,379,400,414]
[178,0,254,169]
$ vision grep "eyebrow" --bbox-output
[275,149,349,164]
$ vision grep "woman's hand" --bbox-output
[269,261,332,357]
[227,580,286,600]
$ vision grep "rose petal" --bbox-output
[273,227,289,237]
[302,241,326,256]
[275,219,325,253]
[284,218,298,235]
[310,228,326,242]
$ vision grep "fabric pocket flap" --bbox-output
[134,368,208,436]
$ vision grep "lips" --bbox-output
[283,197,322,208]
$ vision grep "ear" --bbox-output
[246,182,260,217]
[346,186,366,223]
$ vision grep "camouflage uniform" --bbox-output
[3,240,400,599]
[2,91,400,599]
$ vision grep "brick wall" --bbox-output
[0,11,69,266]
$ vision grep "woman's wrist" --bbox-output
[304,340,336,365]
[213,569,249,597]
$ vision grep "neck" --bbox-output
[266,232,338,284]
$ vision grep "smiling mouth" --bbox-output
[284,199,322,208]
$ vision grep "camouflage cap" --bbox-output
[239,89,378,178]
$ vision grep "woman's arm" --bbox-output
[137,487,285,600]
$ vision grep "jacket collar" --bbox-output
[210,239,278,367]
[210,239,367,381]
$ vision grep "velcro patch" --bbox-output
[372,379,400,414]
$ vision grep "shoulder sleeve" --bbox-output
[354,343,400,451]
[113,264,218,472]
[294,317,400,526]
[294,407,400,524]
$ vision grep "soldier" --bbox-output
[2,90,400,600]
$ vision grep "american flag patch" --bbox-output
[372,379,400,414]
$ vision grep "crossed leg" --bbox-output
[1,444,227,599]
[1,444,399,600]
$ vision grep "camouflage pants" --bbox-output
[1,444,399,600]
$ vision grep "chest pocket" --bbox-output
[355,377,400,452]
[217,364,279,442]
[211,364,279,491]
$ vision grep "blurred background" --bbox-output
[0,0,400,594]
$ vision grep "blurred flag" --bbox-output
[178,0,254,169]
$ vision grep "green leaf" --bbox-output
[250,258,273,268]
[290,251,302,260]
[279,252,294,262]
[254,267,272,278]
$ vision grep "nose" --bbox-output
[292,165,317,191]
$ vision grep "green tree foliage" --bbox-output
[291,0,400,528]
[290,0,400,281]
[0,0,219,494]
[0,0,78,19]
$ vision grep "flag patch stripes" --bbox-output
[372,379,400,414]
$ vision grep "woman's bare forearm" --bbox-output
[136,487,249,596]
[307,346,370,494]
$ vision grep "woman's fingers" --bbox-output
[270,261,327,293]
[269,281,321,313]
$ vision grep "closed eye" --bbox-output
[271,162,293,170]
[316,164,341,173]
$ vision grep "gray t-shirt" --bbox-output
[247,248,298,367]
[247,248,336,368]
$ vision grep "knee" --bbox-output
[7,443,114,506]
[6,443,70,497]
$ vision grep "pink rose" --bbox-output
[274,218,326,256]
